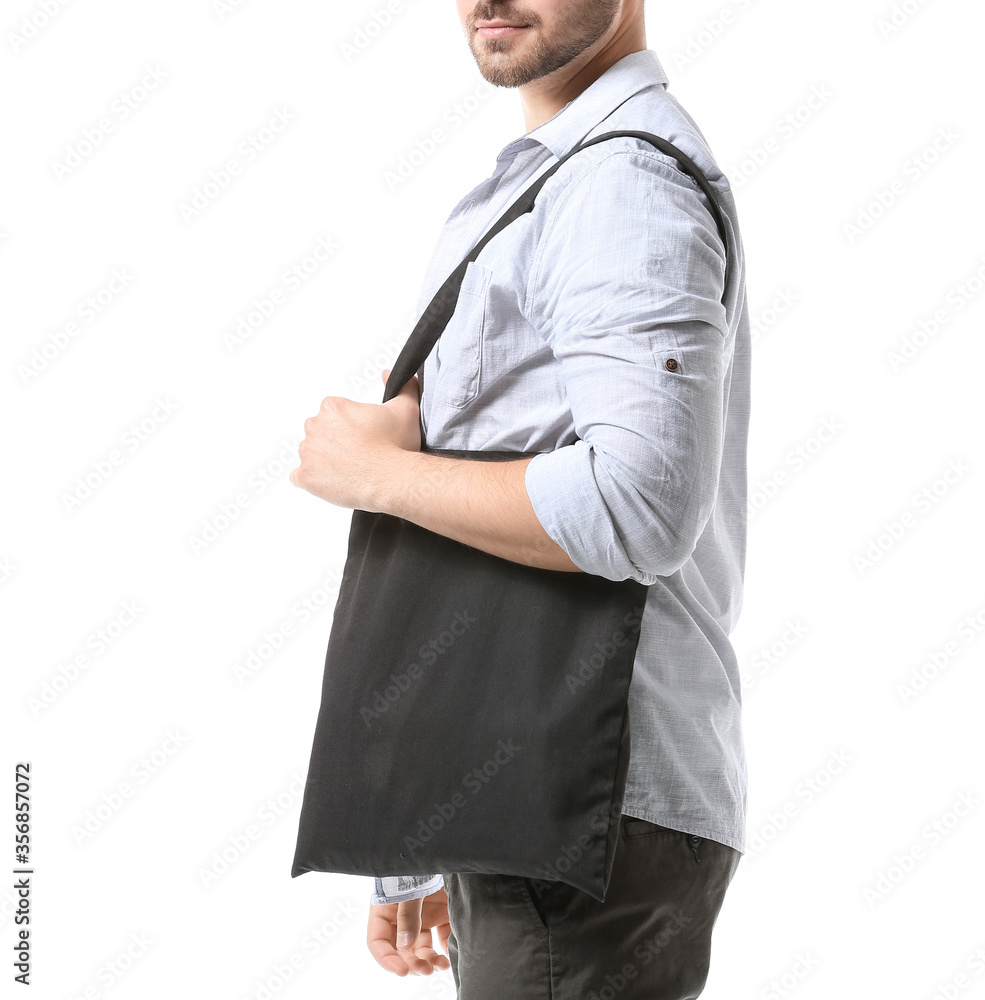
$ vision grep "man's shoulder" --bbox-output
[554,89,727,200]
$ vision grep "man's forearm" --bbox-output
[377,450,582,572]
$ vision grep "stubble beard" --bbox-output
[466,1,621,88]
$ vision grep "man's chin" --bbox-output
[469,51,540,89]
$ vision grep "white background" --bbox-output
[2,1,983,998]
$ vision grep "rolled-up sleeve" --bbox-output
[522,148,730,583]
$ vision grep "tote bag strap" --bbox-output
[382,129,730,404]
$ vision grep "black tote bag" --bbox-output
[290,130,730,903]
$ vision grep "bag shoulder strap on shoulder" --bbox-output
[383,129,730,403]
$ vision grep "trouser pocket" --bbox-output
[521,876,553,930]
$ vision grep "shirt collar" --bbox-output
[495,48,669,162]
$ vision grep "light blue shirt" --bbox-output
[372,47,750,906]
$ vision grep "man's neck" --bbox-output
[517,34,646,133]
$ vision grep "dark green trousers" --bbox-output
[442,816,740,999]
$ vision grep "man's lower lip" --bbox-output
[477,25,529,38]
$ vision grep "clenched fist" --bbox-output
[290,370,421,511]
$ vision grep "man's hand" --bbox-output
[291,368,580,570]
[290,370,421,511]
[367,887,451,977]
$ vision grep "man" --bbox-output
[291,1,751,996]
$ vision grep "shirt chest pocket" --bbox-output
[428,260,492,409]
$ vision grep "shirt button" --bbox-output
[665,358,679,372]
